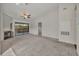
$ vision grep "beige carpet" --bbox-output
[2,34,77,56]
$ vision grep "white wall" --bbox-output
[0,4,2,55]
[0,4,1,40]
[3,13,13,31]
[76,4,79,55]
[0,4,3,40]
[29,7,59,39]
[30,4,76,43]
[59,4,76,44]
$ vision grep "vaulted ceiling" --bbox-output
[2,3,58,20]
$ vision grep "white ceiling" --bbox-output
[2,3,58,20]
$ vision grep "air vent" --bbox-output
[61,31,69,36]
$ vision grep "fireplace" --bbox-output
[4,30,13,40]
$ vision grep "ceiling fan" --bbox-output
[20,9,31,19]
[16,3,31,19]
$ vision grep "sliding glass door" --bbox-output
[15,22,29,36]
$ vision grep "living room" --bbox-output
[0,3,79,56]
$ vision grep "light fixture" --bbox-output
[20,9,31,19]
[16,3,28,6]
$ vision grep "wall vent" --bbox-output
[61,31,69,36]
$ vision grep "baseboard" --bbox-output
[29,33,59,41]
[29,33,75,45]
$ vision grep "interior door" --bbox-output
[38,22,42,36]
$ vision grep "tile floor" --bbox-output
[1,34,77,56]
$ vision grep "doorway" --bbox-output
[38,22,42,36]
